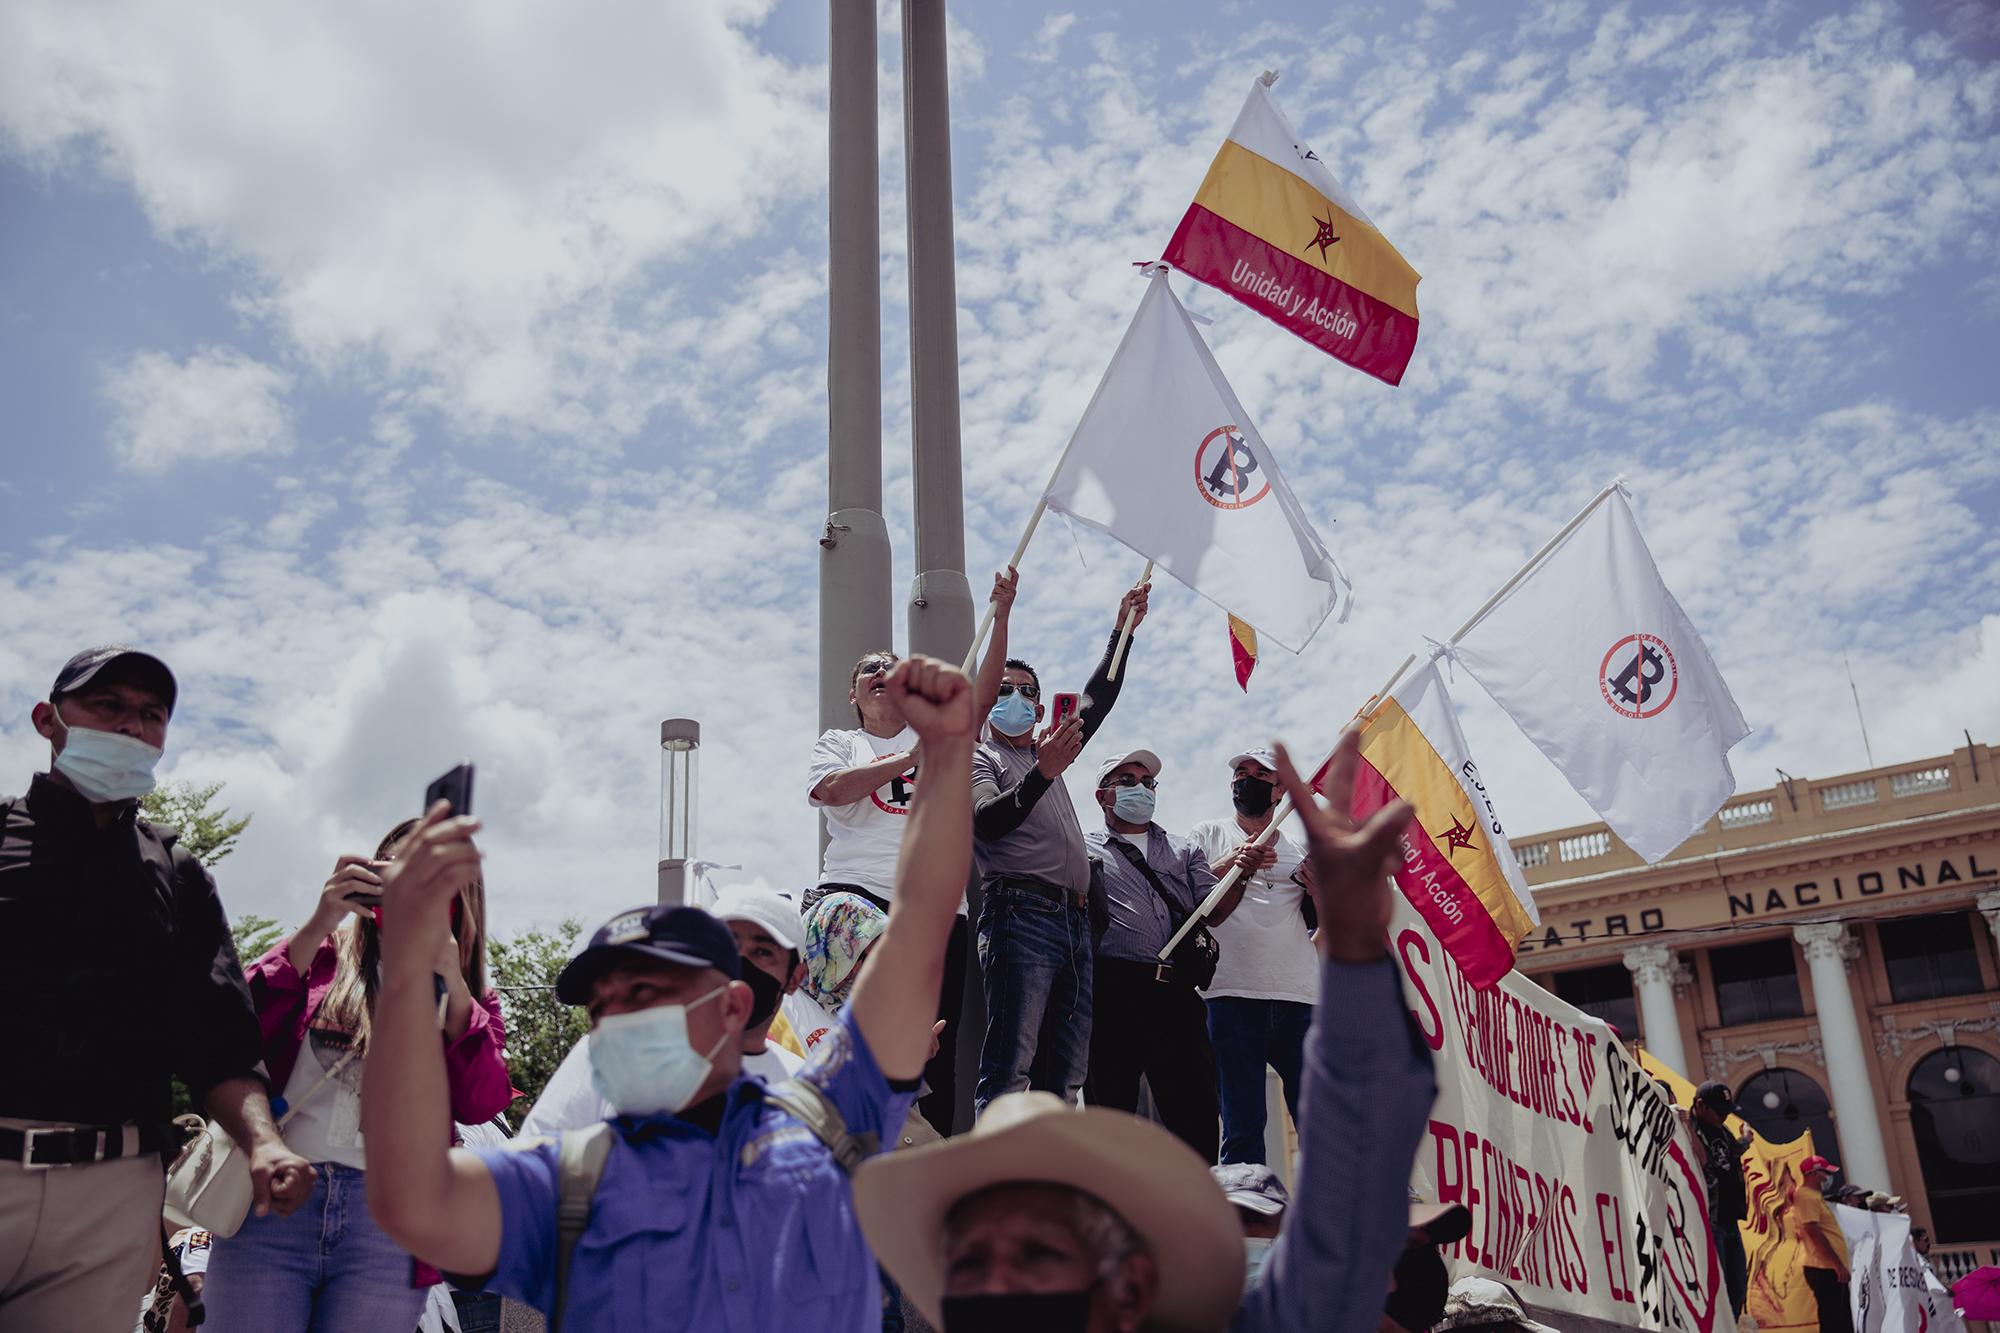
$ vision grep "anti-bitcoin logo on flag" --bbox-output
[1194,425,1272,509]
[1599,633,1679,719]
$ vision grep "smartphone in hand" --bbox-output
[425,762,475,818]
[1051,692,1081,727]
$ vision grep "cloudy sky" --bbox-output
[3,0,1997,941]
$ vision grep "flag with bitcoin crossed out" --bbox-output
[1447,486,1749,863]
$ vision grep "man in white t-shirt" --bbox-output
[1187,747,1319,1164]
[519,886,810,1135]
[806,568,1017,1134]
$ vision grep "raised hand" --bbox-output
[1269,730,1410,963]
[377,802,482,969]
[1034,716,1085,779]
[311,855,383,929]
[1115,580,1151,632]
[990,566,1019,616]
[885,655,979,744]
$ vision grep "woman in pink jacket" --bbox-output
[200,817,516,1332]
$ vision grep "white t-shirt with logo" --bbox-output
[1188,817,1319,1005]
[809,725,919,899]
[519,1032,807,1136]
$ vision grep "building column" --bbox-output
[1794,923,1893,1190]
[1978,889,2000,953]
[1623,944,1690,1077]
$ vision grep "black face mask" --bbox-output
[1383,1245,1450,1333]
[1231,776,1276,817]
[942,1289,1094,1333]
[740,963,784,1029]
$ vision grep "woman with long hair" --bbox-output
[200,817,516,1330]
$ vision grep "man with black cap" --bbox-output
[1690,1080,1752,1319]
[362,655,981,1332]
[1381,1197,1472,1333]
[0,647,313,1331]
[1189,746,1317,1165]
[1084,745,1224,1161]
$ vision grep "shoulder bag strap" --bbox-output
[1107,835,1191,928]
[761,1077,878,1173]
[553,1122,618,1331]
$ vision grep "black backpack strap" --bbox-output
[553,1123,617,1331]
[761,1077,879,1173]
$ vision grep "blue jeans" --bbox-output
[1207,996,1313,1164]
[201,1163,430,1333]
[974,883,1093,1115]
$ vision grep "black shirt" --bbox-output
[1693,1116,1748,1223]
[0,774,265,1124]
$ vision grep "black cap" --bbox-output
[554,904,741,1005]
[1695,1080,1735,1114]
[52,647,178,717]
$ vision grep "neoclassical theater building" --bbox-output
[1509,739,1999,1282]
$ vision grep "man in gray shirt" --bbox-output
[1085,747,1226,1161]
[969,580,1149,1116]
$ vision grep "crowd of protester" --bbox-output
[0,603,1941,1333]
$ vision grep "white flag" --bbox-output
[1042,271,1349,652]
[1449,487,1748,863]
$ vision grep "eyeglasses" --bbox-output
[1104,774,1157,790]
[855,659,897,679]
[996,682,1040,701]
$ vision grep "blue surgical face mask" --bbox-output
[51,707,163,803]
[587,985,732,1117]
[989,691,1036,737]
[1110,783,1156,824]
[1244,1236,1275,1288]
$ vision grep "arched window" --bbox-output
[1737,1068,1842,1167]
[1908,1047,2000,1243]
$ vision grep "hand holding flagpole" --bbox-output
[1106,560,1153,681]
[1157,651,1418,962]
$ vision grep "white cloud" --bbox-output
[1026,13,1080,64]
[0,0,826,447]
[102,347,294,471]
[2,0,1997,946]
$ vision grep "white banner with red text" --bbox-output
[1394,898,1736,1333]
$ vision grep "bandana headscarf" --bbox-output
[803,892,889,1012]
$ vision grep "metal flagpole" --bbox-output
[821,0,892,864]
[903,0,973,666]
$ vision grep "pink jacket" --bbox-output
[247,935,518,1128]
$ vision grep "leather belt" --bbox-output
[1,1122,167,1169]
[1098,956,1179,985]
[996,877,1089,913]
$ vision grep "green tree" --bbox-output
[231,912,286,966]
[488,918,587,1128]
[141,779,252,867]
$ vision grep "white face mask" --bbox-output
[51,707,163,803]
[587,985,733,1117]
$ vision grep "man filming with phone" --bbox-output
[970,574,1150,1118]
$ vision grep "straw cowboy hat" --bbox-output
[853,1091,1245,1331]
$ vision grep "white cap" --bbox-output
[710,886,806,952]
[1095,748,1163,786]
[1226,748,1279,775]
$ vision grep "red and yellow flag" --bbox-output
[1228,614,1259,690]
[1319,661,1537,987]
[1163,75,1421,385]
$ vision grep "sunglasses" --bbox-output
[855,659,897,679]
[1104,774,1157,790]
[996,682,1040,701]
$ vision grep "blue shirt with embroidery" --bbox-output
[465,1007,913,1333]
